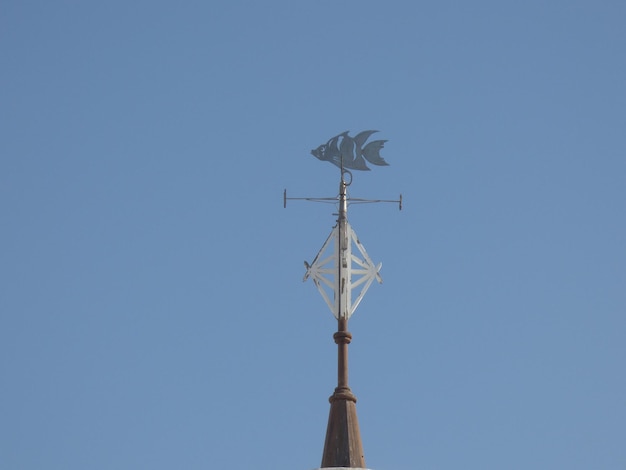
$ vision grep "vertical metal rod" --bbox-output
[336,318,350,389]
[338,175,348,319]
[335,172,351,392]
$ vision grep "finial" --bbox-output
[286,131,401,469]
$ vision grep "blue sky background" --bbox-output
[2,1,625,469]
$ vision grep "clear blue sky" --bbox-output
[2,1,625,469]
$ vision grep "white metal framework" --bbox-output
[303,222,382,320]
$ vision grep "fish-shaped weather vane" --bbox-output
[310,130,389,171]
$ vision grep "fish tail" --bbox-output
[362,140,389,166]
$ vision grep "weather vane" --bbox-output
[310,130,389,171]
[284,130,401,468]
[284,129,401,319]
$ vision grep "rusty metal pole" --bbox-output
[334,319,353,398]
[336,320,349,387]
[320,173,366,468]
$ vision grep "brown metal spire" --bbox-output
[321,317,366,468]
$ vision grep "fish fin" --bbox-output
[327,131,348,143]
[362,140,389,166]
[335,131,350,142]
[346,155,371,171]
[353,130,378,149]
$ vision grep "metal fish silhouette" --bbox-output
[310,130,389,171]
